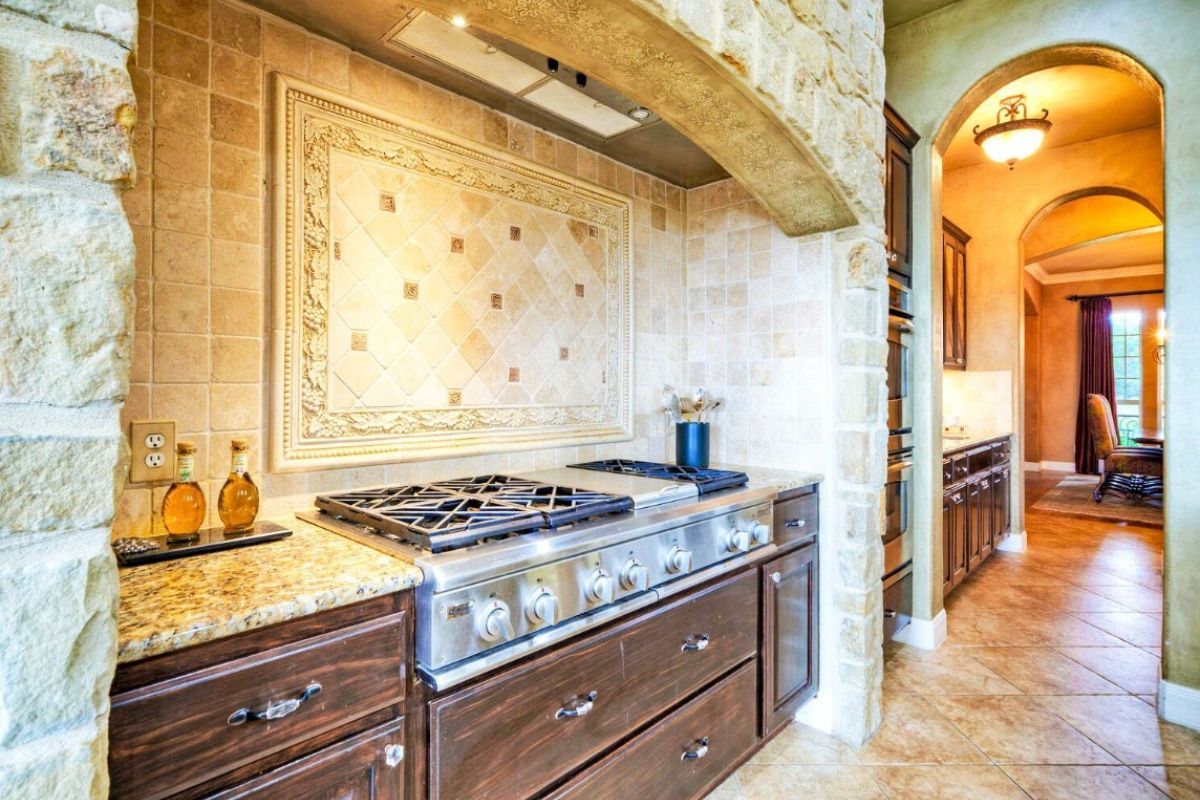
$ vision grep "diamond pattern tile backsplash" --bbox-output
[327,151,610,411]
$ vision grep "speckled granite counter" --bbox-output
[942,431,1012,455]
[117,516,422,664]
[715,463,824,497]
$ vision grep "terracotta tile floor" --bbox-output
[714,473,1200,798]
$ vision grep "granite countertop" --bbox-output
[716,463,824,496]
[942,430,1012,455]
[117,516,422,664]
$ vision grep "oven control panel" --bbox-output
[423,501,773,671]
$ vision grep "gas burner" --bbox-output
[567,460,749,494]
[316,476,632,552]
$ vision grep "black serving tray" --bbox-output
[113,521,292,567]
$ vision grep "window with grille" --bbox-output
[1111,311,1142,446]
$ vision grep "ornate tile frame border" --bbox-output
[270,75,634,472]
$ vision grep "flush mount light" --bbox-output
[449,14,468,28]
[973,94,1052,169]
[628,106,651,121]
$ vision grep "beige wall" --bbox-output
[885,0,1200,710]
[1024,310,1040,462]
[1032,274,1164,465]
[116,0,689,536]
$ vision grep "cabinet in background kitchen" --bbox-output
[943,219,970,370]
[942,438,1011,599]
[760,487,819,739]
[884,104,919,286]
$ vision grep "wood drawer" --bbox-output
[991,439,1011,465]
[110,611,407,800]
[545,661,758,800]
[951,454,969,481]
[942,458,954,484]
[428,569,758,800]
[206,718,406,800]
[772,489,818,550]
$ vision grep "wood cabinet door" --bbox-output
[942,494,954,597]
[992,467,1011,538]
[965,478,983,571]
[207,719,405,800]
[978,473,994,560]
[949,486,969,589]
[943,221,969,370]
[885,131,913,284]
[761,542,818,738]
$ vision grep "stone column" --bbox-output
[0,3,137,797]
[830,230,888,745]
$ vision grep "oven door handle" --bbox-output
[889,316,914,334]
[887,459,914,474]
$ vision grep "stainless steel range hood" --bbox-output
[242,0,729,187]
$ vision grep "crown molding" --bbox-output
[1024,262,1163,285]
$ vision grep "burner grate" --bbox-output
[567,460,749,494]
[316,475,632,552]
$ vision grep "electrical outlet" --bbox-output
[129,420,176,483]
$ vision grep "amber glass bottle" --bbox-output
[163,441,205,541]
[218,438,259,533]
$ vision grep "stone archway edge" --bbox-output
[411,0,875,236]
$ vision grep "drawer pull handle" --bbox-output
[556,691,598,720]
[682,737,709,761]
[227,683,322,726]
[682,633,710,652]
[785,519,806,529]
[385,744,405,768]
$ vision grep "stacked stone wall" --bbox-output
[0,2,137,797]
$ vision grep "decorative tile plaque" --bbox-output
[271,76,633,471]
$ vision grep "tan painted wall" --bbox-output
[1033,274,1164,464]
[941,126,1162,373]
[885,0,1200,704]
[1024,310,1040,462]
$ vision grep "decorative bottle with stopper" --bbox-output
[218,438,259,533]
[162,441,205,541]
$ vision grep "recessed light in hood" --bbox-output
[393,12,544,94]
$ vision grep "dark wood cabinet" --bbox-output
[943,438,1011,599]
[207,719,406,800]
[109,593,415,800]
[885,104,919,286]
[943,219,970,369]
[760,540,818,738]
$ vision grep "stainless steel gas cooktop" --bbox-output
[304,462,773,690]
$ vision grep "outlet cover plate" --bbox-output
[129,420,176,484]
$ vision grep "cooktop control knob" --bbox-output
[526,587,558,625]
[476,600,516,643]
[751,522,770,545]
[585,569,615,605]
[665,545,693,574]
[724,527,751,553]
[620,558,649,592]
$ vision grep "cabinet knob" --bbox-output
[681,633,710,652]
[556,691,598,720]
[770,571,782,584]
[384,744,405,768]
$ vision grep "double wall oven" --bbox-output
[884,278,914,640]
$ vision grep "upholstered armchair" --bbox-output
[1086,393,1163,504]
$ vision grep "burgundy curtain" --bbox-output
[1074,297,1118,474]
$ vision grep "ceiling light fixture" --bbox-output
[973,94,1052,169]
[449,14,468,28]
[628,106,651,121]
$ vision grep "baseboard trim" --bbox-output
[1024,461,1041,472]
[1040,460,1075,472]
[1160,680,1200,731]
[892,609,947,650]
[997,530,1028,552]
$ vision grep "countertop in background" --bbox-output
[942,430,1013,455]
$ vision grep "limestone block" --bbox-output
[841,289,882,336]
[0,0,137,48]
[839,538,883,589]
[838,367,883,424]
[0,182,134,405]
[0,530,117,750]
[717,0,756,77]
[673,0,720,44]
[0,435,123,534]
[839,606,883,661]
[19,45,136,184]
[0,722,108,800]
[838,337,887,367]
[837,429,880,483]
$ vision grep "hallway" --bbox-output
[715,473,1199,798]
